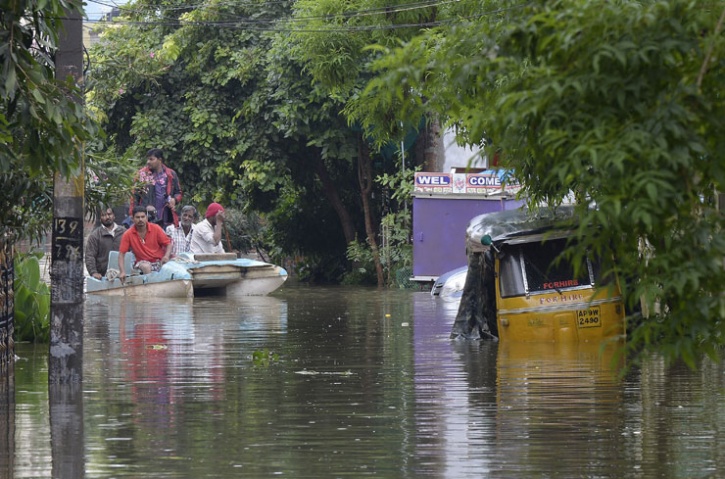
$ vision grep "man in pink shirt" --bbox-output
[118,206,173,283]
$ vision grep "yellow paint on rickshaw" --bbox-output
[494,265,626,343]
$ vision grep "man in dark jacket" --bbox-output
[129,148,183,230]
[85,207,126,279]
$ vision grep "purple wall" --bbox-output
[412,196,523,280]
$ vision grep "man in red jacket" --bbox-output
[130,148,183,230]
[118,206,173,283]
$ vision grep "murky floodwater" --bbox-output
[6,284,725,478]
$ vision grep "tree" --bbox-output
[286,0,458,286]
[1,0,98,242]
[363,0,725,364]
[87,0,402,283]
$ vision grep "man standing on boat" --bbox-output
[166,205,197,257]
[118,206,173,282]
[130,148,183,230]
[85,206,126,280]
[190,202,226,254]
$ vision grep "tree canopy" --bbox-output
[83,0,725,363]
[362,0,725,364]
[1,0,99,241]
[87,0,433,283]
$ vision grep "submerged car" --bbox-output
[430,265,467,300]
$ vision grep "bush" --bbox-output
[14,253,50,343]
[223,208,274,260]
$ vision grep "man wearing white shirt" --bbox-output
[190,202,226,254]
[166,205,197,257]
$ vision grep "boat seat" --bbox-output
[107,251,138,276]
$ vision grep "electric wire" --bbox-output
[85,0,451,15]
[85,0,460,25]
[77,3,529,33]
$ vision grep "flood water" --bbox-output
[6,284,725,478]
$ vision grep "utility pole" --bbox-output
[50,9,85,383]
[49,9,86,477]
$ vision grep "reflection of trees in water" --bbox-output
[0,352,13,477]
[634,357,725,477]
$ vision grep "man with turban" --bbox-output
[190,202,226,254]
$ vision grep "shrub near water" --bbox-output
[14,254,50,343]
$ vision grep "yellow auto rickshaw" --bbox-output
[451,207,626,342]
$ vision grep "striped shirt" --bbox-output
[165,224,194,257]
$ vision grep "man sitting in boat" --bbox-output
[85,206,126,280]
[118,206,173,283]
[166,205,197,257]
[190,202,226,254]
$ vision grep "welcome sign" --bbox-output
[414,171,521,195]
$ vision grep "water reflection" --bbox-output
[7,287,725,478]
[0,356,13,479]
[11,343,51,479]
[413,293,498,477]
[494,341,625,478]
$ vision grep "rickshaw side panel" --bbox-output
[495,280,626,342]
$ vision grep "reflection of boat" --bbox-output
[86,252,287,298]
[452,207,626,342]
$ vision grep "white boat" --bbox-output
[86,251,288,299]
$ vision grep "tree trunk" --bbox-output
[311,153,356,245]
[417,113,445,172]
[357,134,385,287]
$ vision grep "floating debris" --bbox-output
[295,370,354,376]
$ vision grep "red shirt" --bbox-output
[119,222,171,263]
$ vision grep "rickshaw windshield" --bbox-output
[499,238,593,298]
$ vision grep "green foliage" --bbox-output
[380,211,412,267]
[264,185,351,284]
[343,165,415,287]
[13,253,50,343]
[365,0,725,364]
[86,147,138,219]
[1,0,100,243]
[88,0,293,204]
[86,0,435,285]
[343,240,379,286]
[376,164,418,205]
[222,208,276,260]
[344,209,413,288]
[345,162,414,288]
[1,0,97,176]
[252,349,279,367]
[88,0,360,272]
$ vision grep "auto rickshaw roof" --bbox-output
[466,205,579,251]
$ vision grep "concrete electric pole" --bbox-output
[50,9,85,384]
[49,9,87,478]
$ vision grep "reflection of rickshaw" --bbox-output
[451,207,626,342]
[495,341,625,468]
